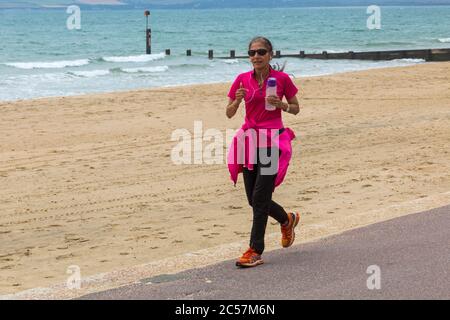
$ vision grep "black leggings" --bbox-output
[243,147,289,254]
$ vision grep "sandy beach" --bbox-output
[1,61,450,295]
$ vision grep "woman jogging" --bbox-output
[226,36,301,268]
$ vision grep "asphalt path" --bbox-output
[79,205,449,300]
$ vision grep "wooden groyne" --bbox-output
[158,48,450,61]
[161,48,450,62]
[283,48,450,62]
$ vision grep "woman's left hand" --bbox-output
[266,95,284,109]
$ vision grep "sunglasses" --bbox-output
[248,49,268,57]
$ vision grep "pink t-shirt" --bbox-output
[228,67,298,129]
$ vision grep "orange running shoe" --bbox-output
[281,212,300,248]
[235,247,264,268]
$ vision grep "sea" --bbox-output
[1,6,450,102]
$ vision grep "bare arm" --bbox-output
[266,95,301,115]
[226,83,247,119]
[226,98,241,119]
[282,95,300,115]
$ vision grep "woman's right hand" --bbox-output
[235,83,248,103]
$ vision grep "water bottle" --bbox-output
[265,77,277,111]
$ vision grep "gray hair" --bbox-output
[248,36,273,54]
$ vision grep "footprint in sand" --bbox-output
[0,254,14,262]
[304,190,319,194]
[0,265,13,270]
[224,205,242,210]
[64,234,81,241]
[234,231,249,236]
[136,226,153,231]
[56,253,75,260]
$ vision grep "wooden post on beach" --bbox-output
[300,51,305,58]
[427,49,433,61]
[276,50,281,58]
[187,49,192,56]
[348,51,355,59]
[208,50,214,59]
[165,49,171,56]
[145,10,151,54]
[230,50,235,58]
[322,51,328,59]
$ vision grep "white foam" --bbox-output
[438,38,450,43]
[308,49,341,54]
[222,59,239,64]
[70,70,110,77]
[10,72,71,81]
[121,66,169,73]
[391,58,426,63]
[102,53,165,63]
[5,59,90,69]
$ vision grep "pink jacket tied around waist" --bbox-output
[227,123,296,190]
